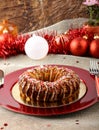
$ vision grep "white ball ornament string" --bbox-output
[25,35,49,60]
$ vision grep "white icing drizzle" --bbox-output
[18,65,80,102]
[36,81,42,101]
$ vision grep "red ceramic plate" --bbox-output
[0,65,98,116]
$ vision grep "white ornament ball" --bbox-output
[25,35,49,60]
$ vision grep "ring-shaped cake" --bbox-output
[18,65,80,104]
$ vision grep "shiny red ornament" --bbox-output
[70,37,88,56]
[49,34,70,54]
[89,39,99,58]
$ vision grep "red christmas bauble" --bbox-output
[90,39,99,58]
[52,34,70,54]
[70,37,88,56]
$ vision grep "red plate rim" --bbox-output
[0,65,98,116]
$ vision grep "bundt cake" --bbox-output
[18,65,80,105]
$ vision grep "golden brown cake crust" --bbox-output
[18,65,80,104]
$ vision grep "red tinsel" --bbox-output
[0,34,31,58]
[67,27,94,42]
[0,27,96,58]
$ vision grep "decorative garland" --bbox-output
[0,27,99,58]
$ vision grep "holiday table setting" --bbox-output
[0,19,99,130]
[0,0,99,129]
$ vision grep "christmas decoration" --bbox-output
[89,38,99,58]
[49,34,70,54]
[66,27,94,42]
[0,20,18,36]
[25,35,49,60]
[0,24,98,59]
[0,33,31,58]
[70,37,88,56]
[39,33,70,54]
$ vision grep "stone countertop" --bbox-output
[0,18,99,130]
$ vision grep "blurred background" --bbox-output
[0,0,88,33]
